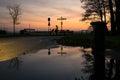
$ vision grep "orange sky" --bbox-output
[0,0,90,32]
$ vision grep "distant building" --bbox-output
[24,28,35,32]
[79,30,92,34]
[20,28,35,34]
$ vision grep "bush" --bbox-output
[0,30,7,34]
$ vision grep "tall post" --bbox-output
[57,16,66,31]
[48,17,51,32]
[91,21,106,80]
[61,20,63,31]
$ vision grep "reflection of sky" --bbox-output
[0,46,88,80]
[0,0,89,31]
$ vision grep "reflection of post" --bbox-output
[61,45,63,53]
[91,22,105,80]
[59,45,63,56]
[48,48,51,55]
[57,45,66,56]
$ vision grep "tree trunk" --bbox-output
[115,0,120,35]
[98,0,103,21]
[13,23,15,35]
[108,0,116,35]
[102,0,107,22]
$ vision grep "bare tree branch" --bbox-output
[7,4,21,35]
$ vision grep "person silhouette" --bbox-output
[55,25,58,35]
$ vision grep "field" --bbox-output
[57,33,120,50]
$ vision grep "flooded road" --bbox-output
[0,37,90,80]
[0,37,119,80]
[0,42,89,80]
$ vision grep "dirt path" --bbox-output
[0,36,62,62]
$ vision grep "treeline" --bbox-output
[81,0,120,35]
[0,30,7,34]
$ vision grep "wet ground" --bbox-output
[0,36,120,80]
[0,36,60,62]
[0,37,90,80]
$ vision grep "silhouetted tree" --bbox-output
[108,0,116,35]
[115,0,120,35]
[80,0,108,22]
[7,4,21,35]
[0,30,7,34]
[80,0,120,35]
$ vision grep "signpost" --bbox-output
[57,16,67,31]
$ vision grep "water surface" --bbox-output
[0,45,90,80]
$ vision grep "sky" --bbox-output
[0,0,90,32]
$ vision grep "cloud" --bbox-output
[0,0,82,18]
[0,0,86,31]
[0,0,10,7]
[52,7,82,19]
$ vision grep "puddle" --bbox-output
[0,43,119,80]
[0,45,90,80]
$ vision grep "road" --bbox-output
[0,36,62,62]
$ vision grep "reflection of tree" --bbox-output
[82,52,120,80]
[74,52,94,80]
[7,4,21,35]
[8,57,22,70]
[114,59,120,80]
[82,53,94,79]
[106,58,120,80]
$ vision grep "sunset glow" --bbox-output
[0,0,90,32]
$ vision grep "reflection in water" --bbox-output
[107,58,114,80]
[105,58,120,80]
[115,59,120,80]
[0,45,120,80]
[57,45,67,56]
[8,57,21,70]
[81,48,120,80]
[81,52,94,80]
[82,53,94,73]
[48,48,51,55]
[0,46,85,80]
